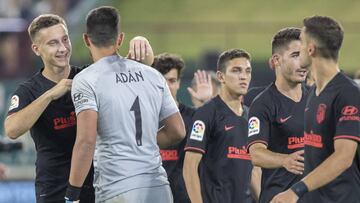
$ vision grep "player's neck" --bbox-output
[312,58,340,95]
[90,46,118,62]
[275,79,302,102]
[219,90,243,116]
[42,64,70,83]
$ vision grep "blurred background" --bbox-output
[0,0,359,202]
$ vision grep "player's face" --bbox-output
[299,28,312,70]
[222,57,252,96]
[33,24,72,69]
[278,40,307,83]
[164,68,180,100]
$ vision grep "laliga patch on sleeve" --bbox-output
[190,120,206,141]
[9,95,19,111]
[248,116,260,137]
[73,92,88,108]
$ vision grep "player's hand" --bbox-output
[0,163,7,179]
[270,189,299,203]
[48,79,72,101]
[187,70,213,104]
[127,36,154,65]
[282,150,304,175]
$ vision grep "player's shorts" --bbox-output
[103,185,173,203]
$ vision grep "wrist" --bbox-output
[290,181,308,198]
[44,90,55,101]
[65,183,82,202]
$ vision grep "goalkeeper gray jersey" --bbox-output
[71,55,179,202]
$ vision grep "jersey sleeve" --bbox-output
[334,85,360,143]
[159,77,179,121]
[7,85,32,115]
[247,94,272,150]
[71,74,98,115]
[184,104,214,154]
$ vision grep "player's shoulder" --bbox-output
[179,103,196,117]
[332,72,360,94]
[195,96,218,115]
[251,83,275,106]
[16,70,44,91]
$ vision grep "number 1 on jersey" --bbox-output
[130,96,142,146]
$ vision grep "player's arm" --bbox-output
[249,143,304,175]
[66,109,97,202]
[4,79,72,139]
[127,36,154,66]
[271,139,358,203]
[250,166,262,202]
[157,112,186,149]
[183,151,204,203]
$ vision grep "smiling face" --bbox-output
[218,57,252,96]
[32,23,72,70]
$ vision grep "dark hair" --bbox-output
[272,27,301,54]
[217,49,251,72]
[86,6,120,47]
[152,53,185,78]
[28,14,67,42]
[303,15,344,61]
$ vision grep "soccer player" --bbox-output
[152,53,195,203]
[65,6,185,203]
[183,49,256,203]
[247,27,307,203]
[4,14,154,203]
[271,16,360,203]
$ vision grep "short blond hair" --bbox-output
[28,14,67,42]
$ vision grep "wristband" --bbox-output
[290,181,308,198]
[65,183,82,202]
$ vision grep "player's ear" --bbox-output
[216,70,225,83]
[116,32,125,48]
[268,56,276,70]
[31,43,41,56]
[271,54,280,69]
[308,42,316,57]
[83,33,91,47]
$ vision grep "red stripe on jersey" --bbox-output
[334,135,360,142]
[287,143,305,149]
[184,147,205,154]
[227,154,251,160]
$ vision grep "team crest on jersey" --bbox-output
[316,103,327,124]
[248,117,260,137]
[190,120,205,141]
[9,95,19,111]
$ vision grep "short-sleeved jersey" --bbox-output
[71,55,179,202]
[7,67,94,202]
[160,103,194,203]
[184,96,252,203]
[247,83,307,203]
[243,86,266,107]
[303,72,360,203]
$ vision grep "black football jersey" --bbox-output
[185,96,253,203]
[247,83,307,203]
[7,66,94,202]
[303,72,360,203]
